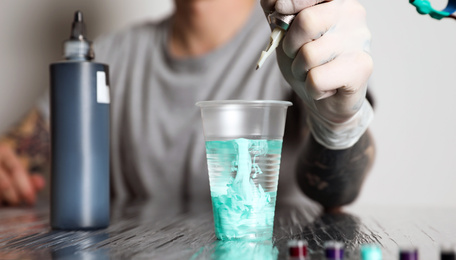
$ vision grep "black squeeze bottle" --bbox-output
[50,11,110,230]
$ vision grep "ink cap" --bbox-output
[441,243,456,260]
[399,246,418,260]
[361,244,382,260]
[288,239,308,259]
[325,241,344,260]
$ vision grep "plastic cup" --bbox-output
[196,100,292,241]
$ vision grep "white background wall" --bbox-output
[357,0,456,208]
[0,0,454,208]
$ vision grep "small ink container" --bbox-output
[325,241,344,260]
[441,244,456,260]
[288,239,308,260]
[361,244,382,260]
[399,247,418,260]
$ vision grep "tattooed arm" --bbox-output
[0,109,50,206]
[296,126,375,212]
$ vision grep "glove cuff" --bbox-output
[306,99,374,150]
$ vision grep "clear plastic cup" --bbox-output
[196,100,292,241]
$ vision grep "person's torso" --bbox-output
[94,4,305,204]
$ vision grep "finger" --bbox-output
[275,0,331,14]
[2,148,36,205]
[291,33,341,80]
[30,173,45,191]
[305,51,373,107]
[282,2,337,59]
[0,168,19,206]
[305,52,373,99]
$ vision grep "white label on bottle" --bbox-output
[97,71,110,104]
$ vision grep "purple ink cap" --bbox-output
[325,241,345,260]
[288,240,308,258]
[399,247,418,260]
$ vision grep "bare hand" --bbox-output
[0,143,45,206]
[261,0,373,124]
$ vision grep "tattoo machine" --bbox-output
[256,12,295,70]
[410,0,456,20]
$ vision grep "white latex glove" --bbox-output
[261,0,374,149]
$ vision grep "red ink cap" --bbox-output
[288,240,308,258]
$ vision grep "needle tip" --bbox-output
[255,28,286,72]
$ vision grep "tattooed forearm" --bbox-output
[296,130,375,211]
[1,109,50,173]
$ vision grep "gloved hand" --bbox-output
[261,0,374,149]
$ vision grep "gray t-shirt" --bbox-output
[41,4,310,205]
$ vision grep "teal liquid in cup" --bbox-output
[205,138,283,241]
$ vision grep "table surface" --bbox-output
[0,199,455,260]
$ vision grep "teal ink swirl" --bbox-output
[205,138,282,241]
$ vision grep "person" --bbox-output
[0,0,375,211]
